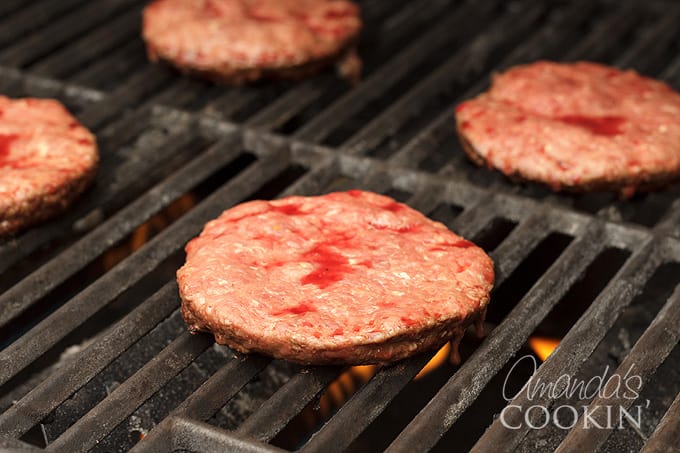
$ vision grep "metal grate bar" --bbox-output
[237,367,341,442]
[291,1,489,141]
[471,238,661,452]
[299,205,563,453]
[385,222,606,452]
[0,0,88,48]
[202,88,265,121]
[47,331,214,452]
[654,203,680,238]
[141,78,214,113]
[133,356,271,452]
[0,106,190,275]
[0,0,142,67]
[389,1,632,171]
[563,4,640,62]
[246,0,463,131]
[277,155,338,198]
[614,4,680,70]
[388,0,595,169]
[0,0,32,18]
[302,354,432,453]
[403,187,448,219]
[0,156,289,386]
[245,77,334,130]
[446,195,496,239]
[341,3,544,154]
[77,66,175,129]
[0,437,42,453]
[641,388,680,453]
[171,417,286,453]
[0,134,241,328]
[28,5,143,78]
[0,65,105,104]
[484,212,552,285]
[0,282,180,438]
[556,283,680,452]
[69,38,143,88]
[661,53,680,87]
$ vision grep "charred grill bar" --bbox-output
[1,0,679,452]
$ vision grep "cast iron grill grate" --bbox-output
[0,0,679,452]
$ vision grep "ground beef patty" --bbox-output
[0,97,98,237]
[177,190,494,365]
[455,61,680,196]
[142,0,362,85]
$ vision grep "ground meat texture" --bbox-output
[455,61,680,196]
[177,190,494,365]
[142,0,362,85]
[0,97,98,237]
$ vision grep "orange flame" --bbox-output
[528,336,560,361]
[318,365,378,418]
[102,194,196,270]
[415,343,451,380]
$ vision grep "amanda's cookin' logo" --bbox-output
[500,355,649,431]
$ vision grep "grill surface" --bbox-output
[1,0,680,452]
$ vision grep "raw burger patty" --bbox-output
[0,97,98,237]
[142,0,362,84]
[455,61,680,195]
[177,190,494,365]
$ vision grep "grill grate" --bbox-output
[1,0,680,452]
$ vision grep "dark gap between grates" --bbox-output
[623,188,680,227]
[530,247,631,340]
[485,232,574,325]
[362,1,598,160]
[517,261,680,452]
[232,82,304,124]
[0,138,247,322]
[0,113,214,286]
[69,38,148,91]
[27,5,144,80]
[320,4,487,147]
[471,218,518,253]
[1,0,145,69]
[188,152,258,200]
[0,0,90,49]
[344,332,493,453]
[92,343,246,452]
[358,0,464,75]
[602,342,680,452]
[20,311,188,448]
[417,133,463,174]
[258,2,464,134]
[0,194,193,349]
[0,248,185,416]
[383,188,412,203]
[428,203,465,227]
[430,346,543,453]
[275,82,349,135]
[463,247,633,451]
[572,192,619,214]
[246,165,310,201]
[269,354,429,451]
[0,149,263,405]
[454,238,630,447]
[209,360,301,431]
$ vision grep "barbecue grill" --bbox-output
[1,0,679,451]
